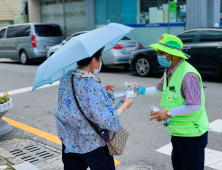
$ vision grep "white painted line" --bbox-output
[155,143,171,156]
[0,81,60,96]
[156,143,222,169]
[209,119,222,133]
[156,120,222,169]
[205,149,222,169]
[12,161,39,170]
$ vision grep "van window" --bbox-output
[18,25,31,37]
[7,26,19,38]
[0,29,6,39]
[34,25,62,37]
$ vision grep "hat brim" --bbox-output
[149,43,189,59]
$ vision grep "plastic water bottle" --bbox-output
[113,90,136,102]
[109,91,136,110]
[124,82,137,90]
[124,82,146,95]
[150,105,172,127]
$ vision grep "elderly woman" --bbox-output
[55,47,132,170]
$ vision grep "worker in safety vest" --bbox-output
[133,34,209,170]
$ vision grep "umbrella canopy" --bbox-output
[32,23,134,91]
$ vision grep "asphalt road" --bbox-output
[0,58,222,170]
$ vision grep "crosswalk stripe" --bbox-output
[156,120,222,170]
[0,81,60,96]
[156,143,222,169]
[209,119,222,133]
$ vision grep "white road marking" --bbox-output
[0,81,60,96]
[156,143,222,169]
[156,143,171,156]
[156,120,222,170]
[209,119,222,133]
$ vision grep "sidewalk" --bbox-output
[0,147,39,170]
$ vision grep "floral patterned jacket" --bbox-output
[55,70,119,154]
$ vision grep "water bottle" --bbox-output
[109,91,136,110]
[113,90,136,102]
[124,82,137,90]
[150,105,172,127]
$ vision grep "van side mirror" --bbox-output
[62,40,66,45]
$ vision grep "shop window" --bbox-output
[95,0,137,27]
[139,0,186,24]
[95,0,186,27]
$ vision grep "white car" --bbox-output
[47,31,143,69]
[47,31,87,59]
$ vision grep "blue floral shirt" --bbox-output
[55,70,119,154]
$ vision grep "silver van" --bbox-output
[0,23,63,64]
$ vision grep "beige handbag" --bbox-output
[71,74,129,156]
[106,126,129,155]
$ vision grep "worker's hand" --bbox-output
[133,85,146,95]
[149,109,169,122]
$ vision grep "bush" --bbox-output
[0,92,10,104]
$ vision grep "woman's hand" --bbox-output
[127,99,133,108]
[123,94,133,108]
[117,94,133,116]
[104,85,115,93]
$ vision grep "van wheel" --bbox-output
[20,50,30,65]
[134,55,152,77]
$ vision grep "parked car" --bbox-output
[0,23,63,64]
[47,31,88,58]
[47,31,143,69]
[129,28,222,77]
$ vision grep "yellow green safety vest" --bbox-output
[161,61,209,137]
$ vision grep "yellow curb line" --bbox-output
[2,117,121,166]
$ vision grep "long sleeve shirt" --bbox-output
[55,70,119,154]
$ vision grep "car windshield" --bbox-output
[121,36,131,40]
[66,32,86,42]
[34,25,62,37]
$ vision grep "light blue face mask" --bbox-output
[157,54,172,67]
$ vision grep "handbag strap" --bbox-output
[71,74,103,137]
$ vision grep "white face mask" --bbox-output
[94,63,102,74]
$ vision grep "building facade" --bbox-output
[0,0,21,28]
[0,0,221,46]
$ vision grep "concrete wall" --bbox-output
[187,0,220,29]
[28,0,41,23]
[0,0,41,23]
[0,0,21,21]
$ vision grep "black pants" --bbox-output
[62,144,115,170]
[171,131,208,170]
